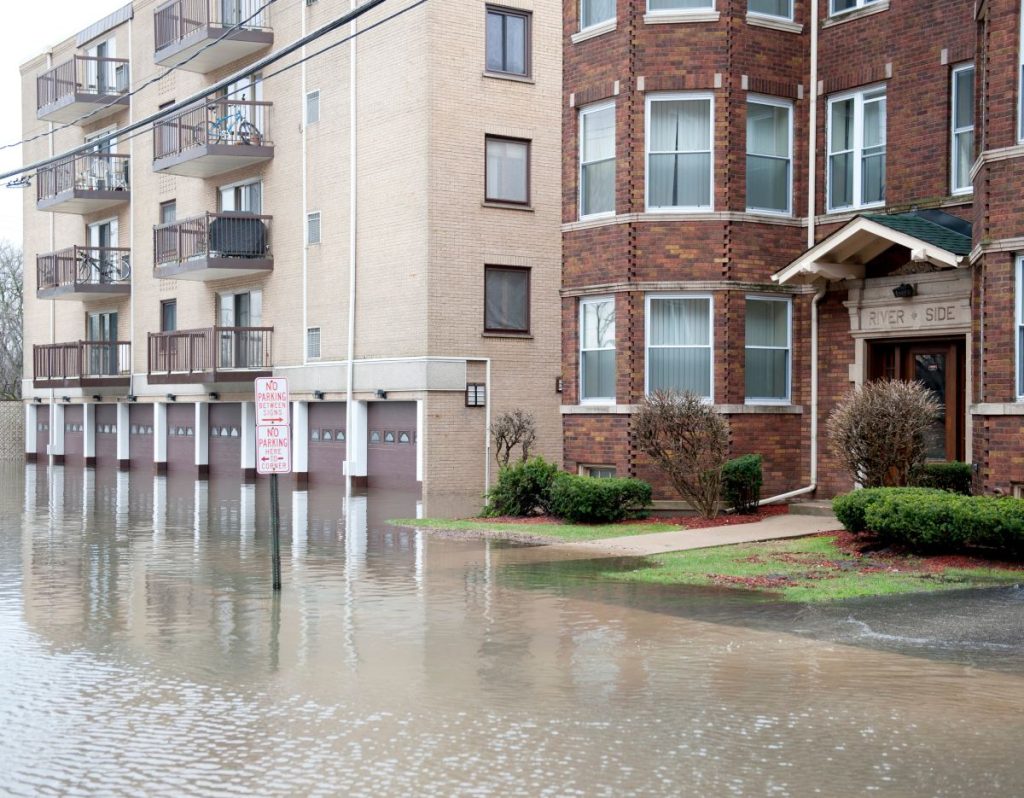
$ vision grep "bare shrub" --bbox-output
[827,379,942,488]
[490,408,537,467]
[633,390,730,518]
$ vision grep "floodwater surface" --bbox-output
[1,464,1022,797]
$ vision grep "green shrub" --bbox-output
[547,472,652,524]
[912,461,973,495]
[722,454,763,514]
[483,457,559,517]
[832,487,943,533]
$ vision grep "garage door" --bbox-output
[209,403,242,477]
[64,405,84,463]
[35,405,50,460]
[367,401,417,487]
[309,402,346,484]
[167,403,195,473]
[129,404,154,469]
[95,404,118,467]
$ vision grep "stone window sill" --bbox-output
[482,71,535,85]
[571,19,616,43]
[821,0,889,28]
[745,12,803,33]
[643,10,720,24]
[482,331,533,340]
[481,201,535,212]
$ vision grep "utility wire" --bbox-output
[8,0,280,152]
[3,0,400,183]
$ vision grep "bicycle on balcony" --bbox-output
[207,98,263,146]
[77,250,131,285]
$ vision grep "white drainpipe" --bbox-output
[344,1,358,492]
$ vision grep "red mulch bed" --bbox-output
[829,529,1024,573]
[470,504,790,529]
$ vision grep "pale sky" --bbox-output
[0,1,127,246]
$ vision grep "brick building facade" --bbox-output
[562,0,1022,501]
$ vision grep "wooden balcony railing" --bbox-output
[155,0,272,52]
[154,97,272,159]
[33,341,131,387]
[148,327,273,381]
[37,247,131,291]
[154,212,272,266]
[37,152,130,202]
[37,55,130,111]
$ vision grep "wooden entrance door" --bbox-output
[867,339,965,461]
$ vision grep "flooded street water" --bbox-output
[2,464,1023,797]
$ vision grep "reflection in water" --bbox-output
[1,463,1023,796]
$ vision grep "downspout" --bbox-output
[47,51,55,468]
[127,20,135,400]
[344,1,358,493]
[484,358,491,494]
[300,1,308,366]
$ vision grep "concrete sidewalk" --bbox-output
[559,512,844,557]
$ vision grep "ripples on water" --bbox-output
[0,463,1022,797]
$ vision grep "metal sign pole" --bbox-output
[270,472,282,591]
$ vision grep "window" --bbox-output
[579,102,615,218]
[746,98,792,214]
[1017,257,1024,398]
[581,0,615,29]
[827,87,886,211]
[307,211,321,245]
[748,0,791,19]
[484,266,530,333]
[218,179,262,213]
[580,297,615,402]
[648,0,713,13]
[485,7,529,76]
[583,465,616,478]
[485,137,530,204]
[307,327,321,359]
[159,200,176,224]
[830,0,880,15]
[646,295,713,399]
[951,64,974,195]
[306,90,320,124]
[646,94,713,211]
[160,300,177,332]
[745,297,791,402]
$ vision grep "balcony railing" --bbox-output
[153,212,272,279]
[147,327,273,383]
[33,341,131,388]
[37,55,130,116]
[36,152,130,211]
[153,98,273,176]
[156,0,272,49]
[37,247,132,297]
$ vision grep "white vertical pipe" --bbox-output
[301,0,309,365]
[807,0,818,249]
[345,0,358,491]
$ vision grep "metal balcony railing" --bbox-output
[153,97,272,159]
[37,247,131,292]
[154,212,272,266]
[33,341,131,386]
[36,152,130,202]
[147,327,273,380]
[37,55,130,111]
[155,0,272,52]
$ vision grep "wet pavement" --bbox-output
[1,463,1022,796]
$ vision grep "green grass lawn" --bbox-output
[389,517,680,542]
[601,534,1024,602]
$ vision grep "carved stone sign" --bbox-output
[861,301,967,332]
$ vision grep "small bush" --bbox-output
[722,454,763,514]
[483,457,558,517]
[547,472,651,524]
[832,487,943,533]
[912,461,973,495]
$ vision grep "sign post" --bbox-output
[255,377,291,591]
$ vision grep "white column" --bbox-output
[345,399,368,478]
[241,401,256,475]
[152,473,166,538]
[415,398,424,483]
[153,402,168,471]
[83,404,96,464]
[50,404,65,459]
[292,400,309,477]
[194,402,209,475]
[292,489,308,561]
[24,403,37,459]
[116,403,130,467]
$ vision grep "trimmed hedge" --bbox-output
[722,454,763,514]
[483,457,559,517]
[833,487,1024,554]
[912,461,973,495]
[547,472,651,524]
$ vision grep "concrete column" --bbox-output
[50,403,65,463]
[194,402,209,478]
[292,489,308,561]
[241,401,256,480]
[292,400,309,484]
[345,399,368,483]
[153,402,168,474]
[116,403,130,470]
[25,403,37,461]
[82,468,95,517]
[416,399,424,483]
[83,403,96,466]
[152,473,166,538]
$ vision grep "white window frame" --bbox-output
[579,0,616,31]
[306,89,320,124]
[306,210,321,245]
[579,101,616,220]
[745,95,793,216]
[826,85,886,213]
[744,295,792,404]
[747,0,793,22]
[645,92,715,213]
[579,295,616,404]
[646,0,715,16]
[829,0,879,16]
[1017,256,1024,400]
[644,293,714,401]
[950,64,974,196]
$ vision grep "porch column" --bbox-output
[194,402,209,478]
[50,404,65,463]
[153,402,168,474]
[345,400,368,484]
[241,401,256,480]
[116,403,130,470]
[292,400,309,485]
[24,403,37,461]
[83,404,96,466]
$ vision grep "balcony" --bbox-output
[154,0,273,73]
[154,212,272,280]
[153,98,273,177]
[36,152,130,214]
[147,327,273,384]
[33,341,131,390]
[36,247,132,301]
[37,55,130,123]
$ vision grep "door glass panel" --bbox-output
[914,353,947,460]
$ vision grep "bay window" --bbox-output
[646,295,713,399]
[648,0,714,12]
[951,64,974,195]
[580,0,615,29]
[749,0,792,19]
[830,0,880,15]
[827,87,886,211]
[579,102,615,218]
[580,297,615,402]
[745,297,791,403]
[646,94,713,211]
[746,98,792,214]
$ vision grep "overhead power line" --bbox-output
[3,0,395,184]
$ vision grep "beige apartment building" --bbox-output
[21,0,562,516]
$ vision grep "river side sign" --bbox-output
[255,377,290,426]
